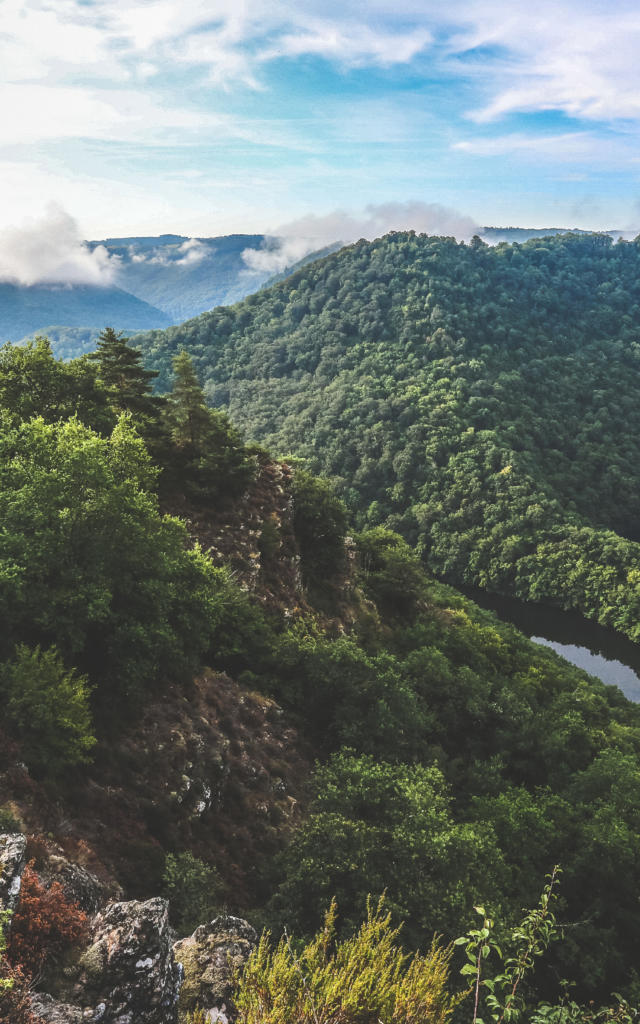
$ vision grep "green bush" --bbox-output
[162,852,223,935]
[0,909,12,994]
[234,896,458,1024]
[0,807,21,834]
[0,645,95,775]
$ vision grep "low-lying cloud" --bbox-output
[242,201,481,275]
[0,205,119,287]
[129,237,212,268]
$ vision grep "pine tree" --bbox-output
[89,327,159,419]
[168,350,212,447]
[165,350,255,501]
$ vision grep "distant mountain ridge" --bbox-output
[2,225,633,348]
[0,281,170,345]
[1,233,320,347]
[480,225,628,243]
[88,233,271,322]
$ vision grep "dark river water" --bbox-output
[460,587,640,703]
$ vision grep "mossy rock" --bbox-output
[174,915,256,1018]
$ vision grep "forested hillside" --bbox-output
[4,336,640,1020]
[135,231,640,643]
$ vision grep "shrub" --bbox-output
[8,863,87,978]
[0,645,95,776]
[234,896,458,1024]
[186,1010,209,1024]
[0,807,21,834]
[162,852,223,935]
[0,909,38,1024]
[456,869,639,1024]
[0,961,38,1024]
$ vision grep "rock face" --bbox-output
[0,830,27,913]
[30,992,84,1023]
[77,897,182,1023]
[39,856,109,914]
[41,896,182,1024]
[34,903,257,1024]
[174,915,257,1024]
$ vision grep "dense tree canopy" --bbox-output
[0,413,225,715]
[9,249,640,1010]
[135,231,640,640]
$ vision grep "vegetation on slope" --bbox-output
[4,332,640,1012]
[135,231,640,641]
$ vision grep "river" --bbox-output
[460,587,640,703]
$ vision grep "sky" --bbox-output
[2,0,640,259]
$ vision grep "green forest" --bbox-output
[135,231,640,644]
[3,323,640,1022]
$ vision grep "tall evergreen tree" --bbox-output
[165,350,255,501]
[167,349,212,447]
[89,327,160,419]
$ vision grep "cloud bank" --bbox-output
[130,238,212,267]
[0,206,119,287]
[242,201,480,275]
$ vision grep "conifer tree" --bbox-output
[89,327,160,419]
[168,350,212,447]
[165,350,255,500]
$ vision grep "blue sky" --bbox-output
[2,0,640,247]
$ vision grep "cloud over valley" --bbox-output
[0,206,119,288]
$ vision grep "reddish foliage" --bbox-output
[0,960,39,1024]
[8,863,88,979]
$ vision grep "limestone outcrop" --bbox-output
[2,841,257,1024]
[36,897,182,1024]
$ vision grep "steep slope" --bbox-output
[0,281,170,342]
[135,231,640,640]
[5,338,640,1004]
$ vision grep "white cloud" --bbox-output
[261,19,432,68]
[138,238,212,266]
[175,238,211,265]
[0,205,120,286]
[452,129,640,167]
[0,0,110,82]
[0,82,307,148]
[243,201,480,274]
[4,0,640,156]
[446,1,640,124]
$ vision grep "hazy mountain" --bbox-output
[88,233,272,322]
[480,225,625,243]
[0,281,170,344]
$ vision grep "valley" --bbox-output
[3,232,640,1023]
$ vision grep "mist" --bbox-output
[0,205,119,287]
[242,201,481,274]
